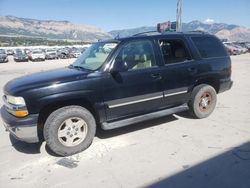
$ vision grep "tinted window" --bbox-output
[159,39,191,65]
[116,40,156,70]
[192,36,227,58]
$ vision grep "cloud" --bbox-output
[204,18,215,24]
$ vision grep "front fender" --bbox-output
[28,90,98,114]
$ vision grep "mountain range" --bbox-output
[110,21,250,41]
[0,16,250,42]
[0,16,112,42]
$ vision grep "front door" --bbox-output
[103,39,164,121]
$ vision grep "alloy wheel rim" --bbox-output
[199,92,212,112]
[57,117,88,147]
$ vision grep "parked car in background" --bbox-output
[28,50,45,61]
[0,49,8,63]
[224,42,248,55]
[15,49,23,54]
[24,48,31,55]
[45,49,58,60]
[57,48,70,59]
[69,49,81,58]
[232,43,248,54]
[14,51,29,62]
[6,49,14,55]
[237,42,250,53]
[223,43,239,55]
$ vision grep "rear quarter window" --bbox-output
[191,36,227,58]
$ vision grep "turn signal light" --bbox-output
[14,110,29,117]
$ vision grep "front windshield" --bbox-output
[72,42,118,71]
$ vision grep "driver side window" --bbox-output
[116,40,156,70]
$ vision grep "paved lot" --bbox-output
[0,54,250,188]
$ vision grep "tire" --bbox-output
[188,84,217,119]
[44,106,96,156]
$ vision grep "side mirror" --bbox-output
[110,60,128,73]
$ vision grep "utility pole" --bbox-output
[176,0,182,32]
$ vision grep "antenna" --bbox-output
[176,0,183,32]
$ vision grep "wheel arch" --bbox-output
[194,77,220,93]
[37,98,100,139]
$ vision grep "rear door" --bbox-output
[156,36,198,108]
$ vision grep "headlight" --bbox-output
[6,95,26,106]
[4,95,29,117]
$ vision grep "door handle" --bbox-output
[151,73,162,80]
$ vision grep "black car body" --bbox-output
[0,49,8,63]
[14,52,29,62]
[1,32,233,156]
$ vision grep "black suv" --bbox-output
[1,32,233,156]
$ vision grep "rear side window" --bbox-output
[159,39,191,65]
[191,36,227,58]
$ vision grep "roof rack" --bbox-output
[133,31,160,36]
[188,30,208,34]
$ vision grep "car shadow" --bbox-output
[96,115,178,139]
[9,134,43,154]
[147,141,250,188]
[9,134,62,157]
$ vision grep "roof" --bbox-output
[102,31,213,43]
[131,31,211,38]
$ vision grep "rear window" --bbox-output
[191,36,227,58]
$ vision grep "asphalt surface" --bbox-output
[0,55,250,188]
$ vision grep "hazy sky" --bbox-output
[0,0,249,31]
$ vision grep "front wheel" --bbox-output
[188,84,217,119]
[44,106,96,156]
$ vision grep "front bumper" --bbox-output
[1,107,39,143]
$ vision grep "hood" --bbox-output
[4,67,90,95]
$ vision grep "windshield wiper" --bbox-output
[68,64,91,71]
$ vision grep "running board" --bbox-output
[101,104,189,130]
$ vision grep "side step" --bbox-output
[101,104,189,130]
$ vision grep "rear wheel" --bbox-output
[188,84,217,119]
[44,106,96,156]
